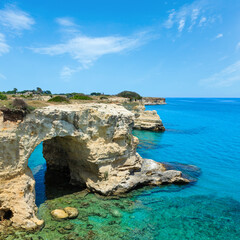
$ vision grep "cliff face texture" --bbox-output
[142,97,166,105]
[0,104,187,230]
[122,102,165,131]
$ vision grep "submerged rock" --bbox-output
[110,209,122,218]
[64,207,78,219]
[51,209,68,220]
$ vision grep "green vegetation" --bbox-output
[48,96,69,103]
[0,93,7,100]
[1,98,36,113]
[117,91,142,100]
[104,171,109,180]
[1,87,52,95]
[11,98,35,112]
[90,92,102,96]
[12,98,28,109]
[70,95,92,100]
[36,87,43,94]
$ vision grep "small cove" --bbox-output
[9,98,240,239]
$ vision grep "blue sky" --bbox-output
[0,0,239,97]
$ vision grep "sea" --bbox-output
[24,98,240,240]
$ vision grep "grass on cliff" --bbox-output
[70,95,93,100]
[0,93,7,100]
[0,99,50,111]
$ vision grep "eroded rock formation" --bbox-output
[142,97,166,105]
[0,104,187,230]
[122,102,165,131]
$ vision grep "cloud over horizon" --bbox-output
[200,61,240,87]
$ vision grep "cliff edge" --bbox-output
[0,104,188,230]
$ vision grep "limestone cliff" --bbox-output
[122,102,165,131]
[142,97,166,105]
[0,104,187,230]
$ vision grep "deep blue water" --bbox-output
[27,98,240,239]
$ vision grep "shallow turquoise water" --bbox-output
[26,98,240,239]
[135,98,240,201]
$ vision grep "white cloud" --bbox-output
[0,72,7,80]
[0,5,35,31]
[31,31,150,79]
[199,17,207,26]
[215,33,223,39]
[178,19,185,32]
[0,33,10,56]
[164,9,176,29]
[164,0,213,33]
[56,17,75,27]
[60,66,82,80]
[200,61,240,87]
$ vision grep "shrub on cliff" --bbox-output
[0,93,7,100]
[12,98,35,113]
[100,96,108,100]
[70,95,92,100]
[48,96,69,103]
[0,99,35,122]
[90,92,101,96]
[117,91,142,100]
[12,98,28,109]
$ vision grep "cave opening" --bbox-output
[28,137,86,206]
[0,209,13,221]
[3,209,13,220]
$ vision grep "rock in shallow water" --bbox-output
[110,209,122,218]
[51,209,68,219]
[64,207,79,219]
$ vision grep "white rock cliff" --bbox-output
[0,104,188,230]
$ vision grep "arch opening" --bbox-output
[28,136,89,206]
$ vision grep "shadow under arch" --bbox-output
[28,136,89,206]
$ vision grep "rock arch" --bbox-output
[0,104,189,230]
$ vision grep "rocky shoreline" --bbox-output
[0,103,193,231]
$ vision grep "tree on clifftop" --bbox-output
[36,87,43,95]
[117,91,142,101]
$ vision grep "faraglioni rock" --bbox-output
[0,104,188,230]
[122,102,165,131]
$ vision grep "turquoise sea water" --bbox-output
[25,98,240,239]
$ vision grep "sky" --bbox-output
[0,0,239,97]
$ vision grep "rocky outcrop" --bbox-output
[0,103,188,230]
[142,97,166,105]
[122,102,165,131]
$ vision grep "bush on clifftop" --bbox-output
[70,95,92,100]
[48,96,69,103]
[12,98,28,109]
[117,91,142,100]
[0,93,7,100]
[12,98,35,113]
